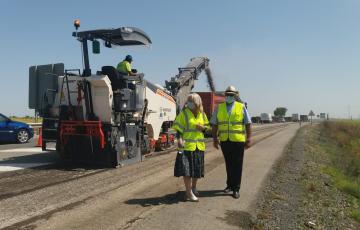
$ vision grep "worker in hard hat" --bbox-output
[172,93,210,202]
[117,55,137,76]
[210,86,252,199]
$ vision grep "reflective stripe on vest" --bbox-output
[172,122,185,133]
[181,108,206,151]
[217,102,245,142]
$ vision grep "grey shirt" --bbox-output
[210,102,252,125]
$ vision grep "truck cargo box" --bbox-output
[292,113,299,122]
[196,92,225,119]
[260,113,273,123]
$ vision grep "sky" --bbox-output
[1,0,360,118]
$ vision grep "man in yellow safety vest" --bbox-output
[211,86,252,199]
[116,55,137,76]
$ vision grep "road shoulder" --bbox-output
[253,125,360,229]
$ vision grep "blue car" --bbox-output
[0,113,34,143]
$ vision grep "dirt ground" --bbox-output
[253,125,360,229]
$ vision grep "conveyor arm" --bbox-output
[165,57,212,110]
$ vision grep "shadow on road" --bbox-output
[0,138,36,149]
[197,189,231,198]
[216,210,256,230]
[125,191,183,207]
[125,189,231,207]
[0,152,109,173]
[0,151,58,163]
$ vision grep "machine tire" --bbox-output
[56,141,71,162]
[42,141,47,151]
[16,129,29,143]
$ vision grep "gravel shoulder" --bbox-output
[253,124,360,229]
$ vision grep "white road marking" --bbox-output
[0,163,51,172]
[0,147,56,172]
[0,148,44,153]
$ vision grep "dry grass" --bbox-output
[256,210,272,220]
[270,191,285,200]
[307,182,316,192]
[9,116,42,124]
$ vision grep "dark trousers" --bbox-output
[220,141,245,192]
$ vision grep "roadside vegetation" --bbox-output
[9,116,42,124]
[319,121,360,222]
[254,122,360,229]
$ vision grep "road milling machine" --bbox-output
[29,22,212,167]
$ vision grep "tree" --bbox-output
[309,110,315,124]
[274,107,288,117]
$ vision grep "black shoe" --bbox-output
[223,187,232,193]
[232,191,240,199]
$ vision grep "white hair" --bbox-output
[186,93,203,113]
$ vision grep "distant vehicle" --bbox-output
[320,113,326,119]
[272,116,285,123]
[0,113,34,143]
[260,113,272,123]
[292,113,299,122]
[251,116,262,123]
[300,115,309,122]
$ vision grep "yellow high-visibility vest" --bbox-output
[117,60,132,74]
[217,101,245,142]
[172,108,209,151]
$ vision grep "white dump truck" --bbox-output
[292,113,299,122]
[260,113,272,123]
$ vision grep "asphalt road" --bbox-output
[0,138,36,151]
[0,138,58,172]
[0,123,298,229]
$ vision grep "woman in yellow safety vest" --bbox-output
[172,93,210,202]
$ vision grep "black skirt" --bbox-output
[174,148,204,178]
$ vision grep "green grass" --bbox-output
[352,210,360,223]
[322,121,360,179]
[322,167,360,199]
[317,121,360,223]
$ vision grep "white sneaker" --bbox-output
[185,191,199,202]
[192,188,199,196]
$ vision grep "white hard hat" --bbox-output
[225,86,239,95]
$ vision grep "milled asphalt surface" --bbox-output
[128,123,300,230]
[0,123,298,229]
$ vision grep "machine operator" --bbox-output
[117,55,137,76]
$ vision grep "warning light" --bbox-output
[74,19,80,30]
